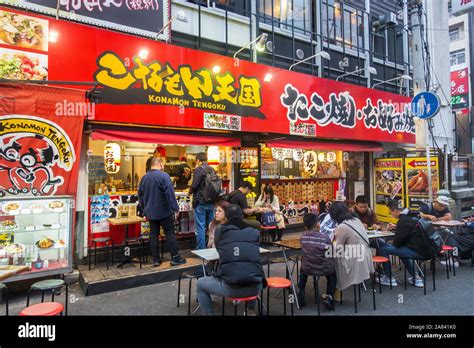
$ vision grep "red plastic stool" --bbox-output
[20,302,64,316]
[265,277,293,316]
[222,295,260,316]
[373,256,393,293]
[441,245,456,278]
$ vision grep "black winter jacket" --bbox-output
[214,220,265,286]
[301,231,335,276]
[393,210,432,259]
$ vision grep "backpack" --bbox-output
[414,218,443,256]
[201,166,222,203]
[219,189,238,203]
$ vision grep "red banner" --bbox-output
[451,68,469,96]
[0,6,415,144]
[0,83,85,197]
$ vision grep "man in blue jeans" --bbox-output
[376,200,433,288]
[189,152,215,249]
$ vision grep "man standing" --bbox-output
[189,153,216,249]
[138,157,186,266]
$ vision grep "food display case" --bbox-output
[0,196,73,282]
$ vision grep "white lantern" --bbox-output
[303,151,318,176]
[318,152,327,162]
[327,152,337,163]
[104,143,121,174]
[207,146,220,166]
[293,149,304,161]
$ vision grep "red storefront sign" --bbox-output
[0,6,415,144]
[0,83,85,197]
[451,68,469,96]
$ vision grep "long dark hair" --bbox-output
[329,201,355,224]
[263,185,275,204]
[209,200,230,229]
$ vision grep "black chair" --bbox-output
[26,278,69,315]
[88,237,114,270]
[177,269,205,315]
[0,283,8,316]
[404,257,436,295]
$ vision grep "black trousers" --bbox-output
[298,272,337,298]
[149,215,179,260]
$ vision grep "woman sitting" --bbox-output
[207,200,230,248]
[329,202,374,292]
[255,184,285,241]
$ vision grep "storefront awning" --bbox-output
[266,139,383,152]
[91,129,241,147]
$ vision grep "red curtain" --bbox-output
[266,139,383,152]
[91,129,241,147]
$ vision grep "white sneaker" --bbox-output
[440,260,460,268]
[408,276,424,288]
[375,275,398,287]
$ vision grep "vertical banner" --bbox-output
[405,157,439,210]
[0,83,85,197]
[374,158,404,223]
[235,147,260,207]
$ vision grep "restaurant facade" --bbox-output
[0,4,417,279]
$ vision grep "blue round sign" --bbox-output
[411,92,441,120]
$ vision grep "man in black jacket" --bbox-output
[376,200,432,288]
[195,205,265,315]
[189,152,216,249]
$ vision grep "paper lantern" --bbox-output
[318,152,327,162]
[104,143,121,174]
[207,146,220,166]
[327,152,337,163]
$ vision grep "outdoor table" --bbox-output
[0,265,30,281]
[432,220,465,244]
[108,217,145,268]
[271,239,302,309]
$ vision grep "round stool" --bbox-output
[27,279,68,315]
[177,269,205,315]
[89,236,114,270]
[265,277,293,316]
[223,295,260,316]
[441,245,456,278]
[372,256,392,293]
[0,283,8,316]
[20,302,64,316]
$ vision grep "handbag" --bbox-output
[262,211,277,227]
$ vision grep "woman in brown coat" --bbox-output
[329,202,374,291]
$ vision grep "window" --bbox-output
[449,27,460,42]
[450,49,466,66]
[321,1,364,49]
[258,0,312,34]
[212,0,251,16]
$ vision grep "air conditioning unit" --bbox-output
[373,13,399,29]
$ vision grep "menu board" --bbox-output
[405,157,439,210]
[374,158,404,223]
[236,147,259,206]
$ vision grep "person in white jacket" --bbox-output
[255,184,286,241]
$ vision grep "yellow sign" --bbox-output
[405,157,439,210]
[374,158,404,223]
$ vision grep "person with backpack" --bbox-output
[377,200,434,288]
[189,152,221,249]
[297,213,337,311]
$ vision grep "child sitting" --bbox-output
[298,213,337,310]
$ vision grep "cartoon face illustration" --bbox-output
[0,134,64,197]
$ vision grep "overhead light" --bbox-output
[233,33,269,58]
[213,65,221,74]
[139,49,149,60]
[336,66,377,81]
[49,31,59,43]
[255,33,269,52]
[289,51,331,71]
[266,40,275,52]
[264,73,273,82]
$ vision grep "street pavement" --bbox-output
[3,259,474,316]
